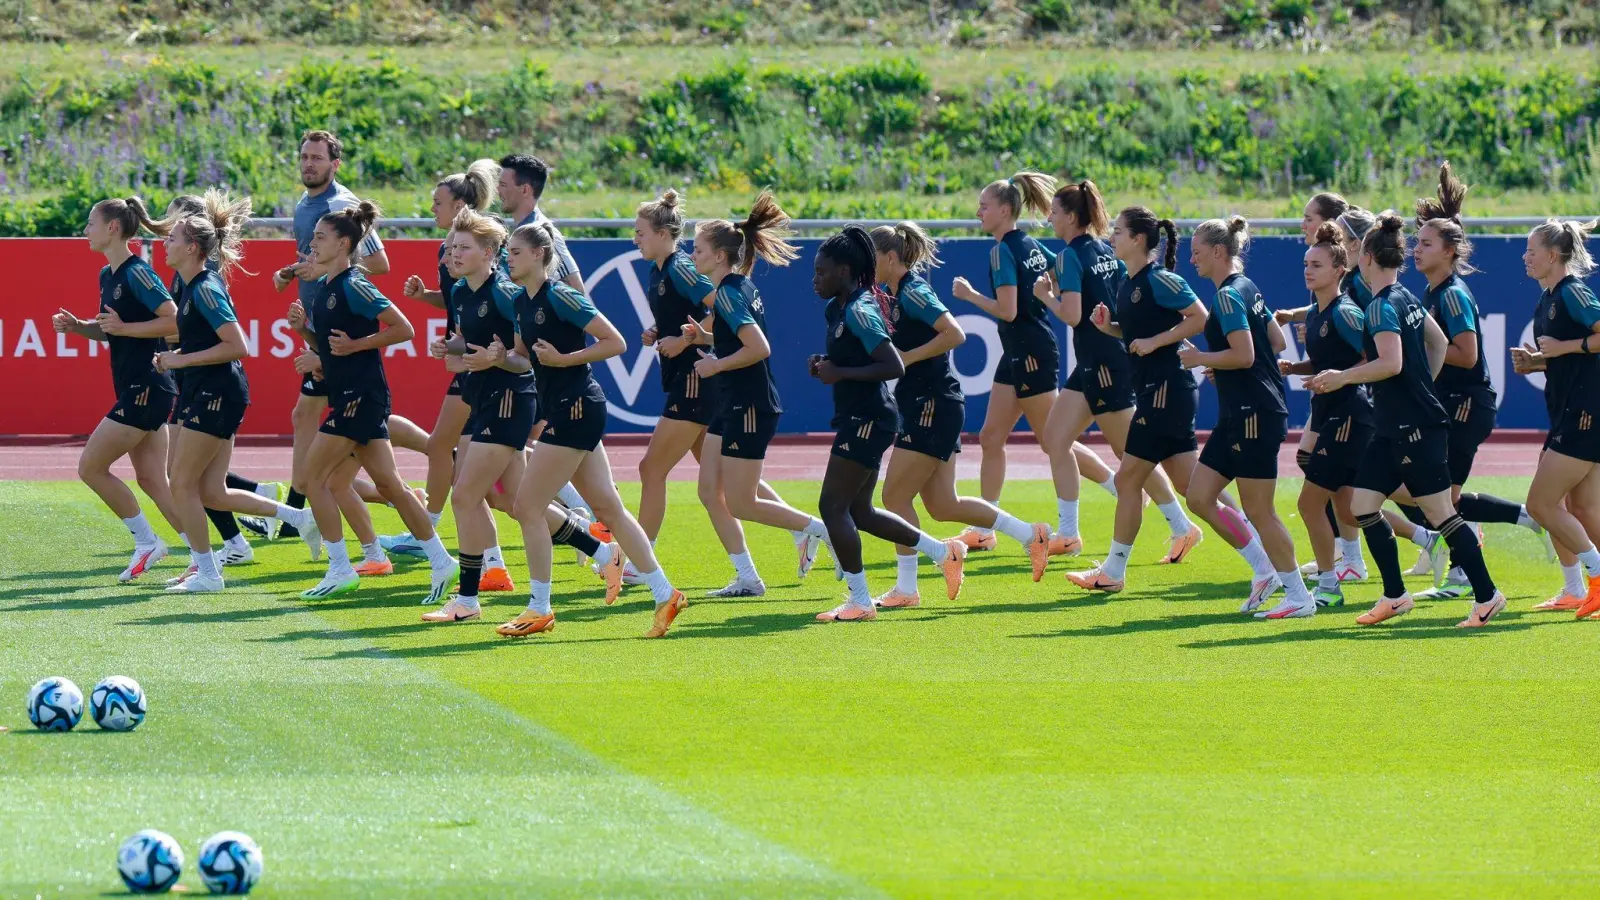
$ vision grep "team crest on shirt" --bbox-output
[326,294,337,310]
[113,285,123,300]
[834,322,844,338]
[478,301,489,318]
[1320,322,1329,337]
[1130,288,1142,305]
[1549,303,1558,319]
[658,281,667,296]
[535,308,547,325]
[890,305,901,323]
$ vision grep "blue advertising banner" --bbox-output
[568,236,1570,433]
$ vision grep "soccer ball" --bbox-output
[117,829,184,894]
[26,676,83,732]
[91,676,147,732]
[197,831,262,895]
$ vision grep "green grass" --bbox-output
[3,476,1598,897]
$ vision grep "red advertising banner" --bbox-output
[0,239,456,437]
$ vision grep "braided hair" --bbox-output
[820,224,892,327]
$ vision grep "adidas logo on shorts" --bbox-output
[1400,455,1412,465]
[839,442,850,451]
[481,427,491,435]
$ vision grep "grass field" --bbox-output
[3,476,1598,897]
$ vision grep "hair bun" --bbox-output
[1227,215,1248,234]
[659,189,679,209]
[1379,212,1404,233]
[1313,221,1341,244]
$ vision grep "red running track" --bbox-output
[0,436,1543,483]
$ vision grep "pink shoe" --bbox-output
[816,602,877,622]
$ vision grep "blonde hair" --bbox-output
[1192,215,1250,274]
[696,190,797,275]
[93,196,158,241]
[438,159,499,212]
[870,221,942,273]
[637,188,686,238]
[984,172,1056,220]
[509,220,560,269]
[173,188,252,281]
[1531,219,1599,278]
[451,208,508,256]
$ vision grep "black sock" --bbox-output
[1398,503,1430,531]
[459,552,483,599]
[552,511,601,556]
[279,489,306,538]
[1440,514,1496,600]
[1324,501,1341,538]
[225,472,259,493]
[206,507,240,542]
[1456,492,1522,526]
[1358,512,1406,597]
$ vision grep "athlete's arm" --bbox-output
[1088,303,1122,339]
[950,277,1007,320]
[161,321,248,370]
[360,248,391,277]
[1180,328,1252,371]
[817,340,905,385]
[1267,318,1288,354]
[1274,305,1310,325]
[536,314,625,368]
[1311,331,1401,391]
[498,334,534,375]
[404,275,445,310]
[53,309,107,341]
[1421,314,1448,380]
[329,306,414,356]
[1129,301,1205,357]
[699,323,770,376]
[900,313,966,366]
[99,301,179,340]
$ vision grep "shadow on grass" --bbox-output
[1180,611,1567,649]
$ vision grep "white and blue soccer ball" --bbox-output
[197,831,263,895]
[27,676,83,732]
[117,829,184,894]
[91,675,147,732]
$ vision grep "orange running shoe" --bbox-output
[1047,533,1083,559]
[1355,594,1415,625]
[1159,525,1204,565]
[645,590,687,638]
[353,558,394,577]
[940,539,967,600]
[497,610,556,637]
[1457,592,1506,628]
[590,520,614,543]
[1065,565,1125,593]
[816,602,877,622]
[873,589,921,608]
[1026,523,1052,582]
[596,542,624,605]
[954,526,997,551]
[421,598,481,623]
[478,566,515,593]
[1577,575,1600,619]
[1533,591,1583,611]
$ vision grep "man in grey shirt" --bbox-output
[496,153,583,292]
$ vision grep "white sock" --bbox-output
[224,534,249,552]
[895,553,919,594]
[429,509,444,528]
[194,550,220,580]
[1517,506,1540,532]
[1238,536,1273,580]
[326,540,352,574]
[556,482,584,509]
[915,533,949,563]
[1408,525,1435,548]
[1337,537,1364,565]
[802,517,829,539]
[123,513,156,546]
[1317,569,1339,591]
[993,511,1035,546]
[457,593,481,612]
[484,545,504,570]
[1577,547,1600,577]
[1563,562,1585,597]
[361,541,386,563]
[844,570,871,607]
[1056,498,1079,538]
[1099,476,1118,498]
[1102,540,1133,581]
[642,566,675,605]
[527,581,553,616]
[730,551,759,582]
[275,504,310,531]
[592,542,615,567]
[422,533,454,570]
[1280,572,1314,606]
[972,525,995,537]
[1157,501,1193,537]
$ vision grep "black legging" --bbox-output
[817,455,922,574]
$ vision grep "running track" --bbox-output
[0,435,1544,482]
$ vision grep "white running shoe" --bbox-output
[1404,542,1435,577]
[296,515,323,562]
[118,541,169,583]
[217,540,255,566]
[1334,558,1368,582]
[424,560,461,606]
[1240,574,1282,613]
[795,532,822,579]
[1255,598,1317,619]
[254,482,285,538]
[619,561,646,586]
[165,565,198,588]
[299,571,359,600]
[166,570,224,593]
[707,577,767,598]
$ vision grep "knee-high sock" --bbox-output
[1358,512,1405,598]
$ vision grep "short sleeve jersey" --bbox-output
[308,269,392,392]
[711,274,782,414]
[648,250,715,393]
[294,181,384,305]
[1057,235,1129,374]
[825,288,897,426]
[889,273,961,403]
[1303,292,1371,423]
[988,229,1058,363]
[1534,275,1600,422]
[1424,273,1494,399]
[1202,274,1287,417]
[518,281,608,408]
[1363,283,1448,435]
[451,274,533,395]
[504,209,580,285]
[175,268,247,394]
[1116,263,1200,388]
[101,255,176,394]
